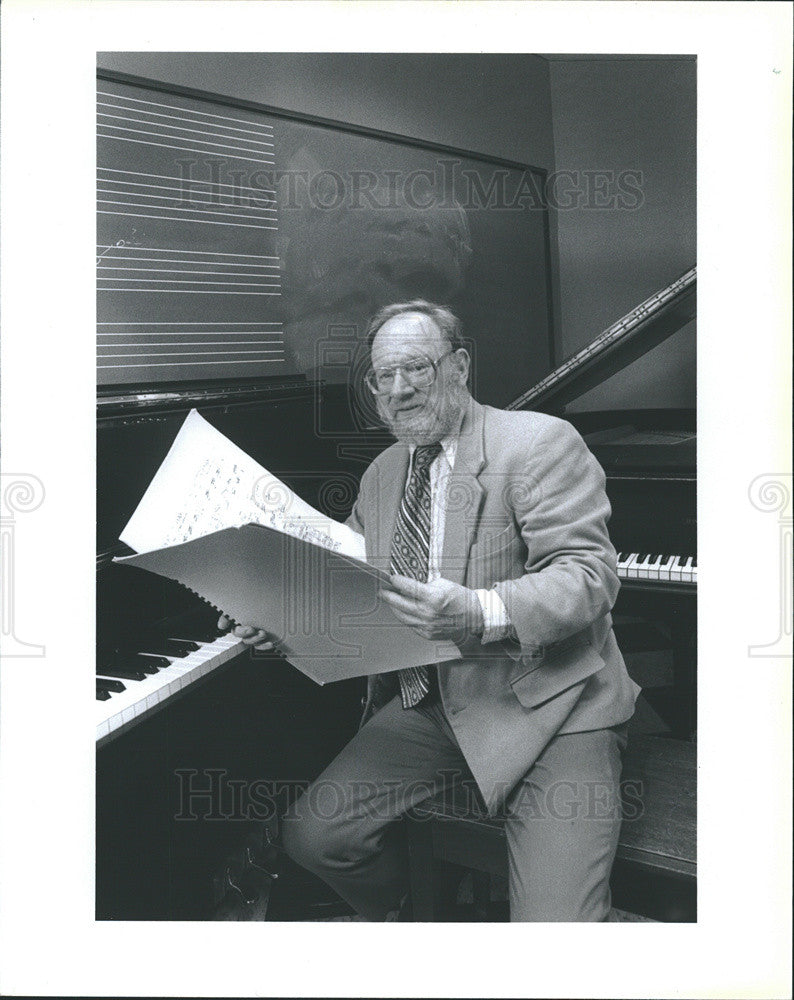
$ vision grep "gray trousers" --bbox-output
[282,690,627,921]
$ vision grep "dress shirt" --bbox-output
[407,431,515,644]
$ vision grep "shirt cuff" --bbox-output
[474,588,516,644]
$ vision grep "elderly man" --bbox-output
[226,300,640,921]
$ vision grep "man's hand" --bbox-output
[379,575,484,644]
[217,614,278,653]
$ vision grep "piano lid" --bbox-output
[508,267,696,415]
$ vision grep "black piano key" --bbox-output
[114,652,171,669]
[638,553,650,563]
[166,628,217,643]
[691,554,697,567]
[97,687,112,702]
[197,628,224,642]
[162,637,200,653]
[131,638,197,657]
[97,677,126,694]
[166,634,209,648]
[107,654,161,675]
[97,666,147,682]
[649,553,663,565]
[111,658,159,675]
[117,642,179,659]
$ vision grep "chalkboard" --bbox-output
[97,71,554,408]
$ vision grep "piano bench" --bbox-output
[405,734,696,922]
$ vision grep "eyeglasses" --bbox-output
[364,350,454,395]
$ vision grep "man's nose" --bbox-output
[389,369,414,398]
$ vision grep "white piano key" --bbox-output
[626,553,641,579]
[645,554,664,580]
[617,552,638,578]
[657,555,676,581]
[669,555,684,582]
[680,556,694,583]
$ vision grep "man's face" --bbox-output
[370,312,469,446]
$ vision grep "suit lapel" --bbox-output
[441,399,486,585]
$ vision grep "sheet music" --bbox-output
[119,409,366,561]
[116,523,461,683]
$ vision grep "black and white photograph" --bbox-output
[0,3,791,998]
[93,50,697,926]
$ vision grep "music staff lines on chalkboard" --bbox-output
[96,246,281,261]
[96,110,275,150]
[98,169,277,206]
[97,257,282,293]
[96,183,278,214]
[98,263,279,274]
[97,255,281,285]
[96,166,279,233]
[97,322,284,333]
[97,320,286,368]
[97,78,287,385]
[97,91,276,165]
[96,90,275,138]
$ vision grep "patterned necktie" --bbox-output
[390,442,442,708]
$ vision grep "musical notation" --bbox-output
[120,408,366,561]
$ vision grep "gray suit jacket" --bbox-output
[346,398,640,812]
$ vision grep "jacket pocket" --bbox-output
[466,530,526,590]
[509,640,605,709]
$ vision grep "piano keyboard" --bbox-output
[96,633,247,746]
[616,552,697,585]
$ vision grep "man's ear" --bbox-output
[453,348,471,383]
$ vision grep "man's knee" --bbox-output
[281,791,377,875]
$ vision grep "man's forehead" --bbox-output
[371,313,445,362]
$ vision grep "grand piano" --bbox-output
[509,266,697,740]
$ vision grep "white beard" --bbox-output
[381,385,469,446]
